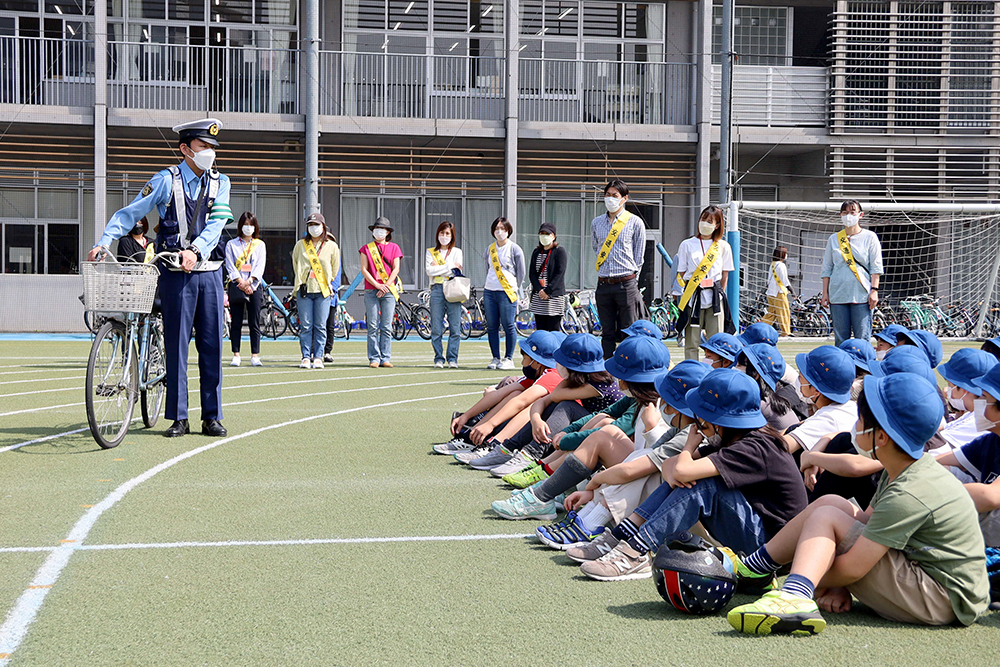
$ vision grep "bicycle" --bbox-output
[790,293,832,337]
[560,291,591,334]
[648,297,680,339]
[462,286,488,339]
[257,280,291,339]
[392,295,433,340]
[81,250,175,449]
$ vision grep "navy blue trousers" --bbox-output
[159,267,224,422]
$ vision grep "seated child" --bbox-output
[935,348,998,455]
[873,323,908,361]
[737,343,807,433]
[897,329,943,369]
[982,336,1000,363]
[728,373,989,635]
[783,346,857,455]
[839,338,875,401]
[700,332,743,369]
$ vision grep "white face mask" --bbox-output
[189,147,215,171]
[373,228,388,241]
[307,225,323,238]
[539,233,554,246]
[851,426,875,458]
[438,234,452,246]
[947,386,968,413]
[875,349,887,361]
[241,225,255,237]
[494,229,508,242]
[841,213,860,227]
[556,363,568,379]
[973,399,999,432]
[604,196,623,213]
[698,220,716,237]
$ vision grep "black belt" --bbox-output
[598,273,636,285]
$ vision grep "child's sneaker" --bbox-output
[579,542,652,581]
[502,463,549,489]
[537,511,606,551]
[455,444,492,464]
[491,487,558,521]
[565,531,620,564]
[468,444,513,471]
[718,546,779,592]
[490,449,534,478]
[727,590,826,636]
[432,438,474,455]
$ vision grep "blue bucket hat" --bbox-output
[974,364,1000,401]
[550,331,568,346]
[868,346,937,387]
[553,333,606,374]
[685,368,767,429]
[605,335,671,383]
[862,373,944,459]
[981,337,1000,360]
[874,323,909,346]
[795,346,855,404]
[623,319,666,340]
[937,348,998,397]
[518,330,559,368]
[897,329,943,368]
[654,360,710,418]
[738,322,779,347]
[700,333,744,363]
[738,343,786,391]
[839,338,876,373]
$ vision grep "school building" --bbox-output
[1,1,998,330]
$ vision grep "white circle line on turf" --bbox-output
[0,533,535,554]
[0,389,482,663]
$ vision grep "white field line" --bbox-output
[0,376,492,452]
[0,389,481,664]
[0,533,534,555]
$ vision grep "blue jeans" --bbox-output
[430,283,462,364]
[830,302,872,346]
[484,288,516,360]
[634,477,767,556]
[365,289,396,363]
[298,292,331,359]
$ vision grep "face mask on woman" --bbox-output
[438,234,452,246]
[539,233,554,246]
[841,213,860,227]
[698,219,716,237]
[307,225,323,238]
[373,228,388,241]
[494,228,508,242]
[242,225,255,237]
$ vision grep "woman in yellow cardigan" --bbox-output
[291,212,340,369]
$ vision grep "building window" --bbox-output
[0,185,80,274]
[712,5,791,66]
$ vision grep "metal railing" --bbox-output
[711,65,829,127]
[0,36,95,107]
[107,42,298,114]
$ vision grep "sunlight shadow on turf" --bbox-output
[605,601,707,622]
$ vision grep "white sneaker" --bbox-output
[312,358,324,369]
[448,361,459,369]
[498,358,515,370]
[299,358,311,369]
[434,361,444,369]
[487,358,500,370]
[230,356,241,367]
[251,357,263,367]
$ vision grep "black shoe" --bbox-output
[164,419,189,438]
[202,419,228,437]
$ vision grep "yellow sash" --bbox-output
[429,247,449,285]
[489,242,517,303]
[236,239,262,273]
[595,210,633,272]
[836,229,871,291]
[678,240,720,311]
[142,242,154,264]
[771,262,788,295]
[304,239,331,298]
[367,241,400,300]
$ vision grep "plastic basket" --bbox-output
[82,261,159,314]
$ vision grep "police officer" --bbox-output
[88,118,232,438]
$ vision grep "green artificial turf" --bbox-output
[0,338,998,666]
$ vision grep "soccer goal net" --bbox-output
[734,201,1000,338]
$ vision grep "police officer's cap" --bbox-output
[172,118,223,147]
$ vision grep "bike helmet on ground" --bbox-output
[652,531,737,615]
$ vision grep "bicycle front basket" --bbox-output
[82,261,160,314]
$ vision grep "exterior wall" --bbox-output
[1,275,86,333]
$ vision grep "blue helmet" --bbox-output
[653,531,737,615]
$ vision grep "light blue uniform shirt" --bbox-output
[820,228,883,305]
[97,161,232,258]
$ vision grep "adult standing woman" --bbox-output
[425,221,464,368]
[360,217,402,368]
[224,212,267,367]
[528,222,568,332]
[116,217,152,263]
[291,212,340,370]
[483,216,525,371]
[821,200,883,346]
[322,230,343,364]
[762,245,793,337]
[675,205,735,361]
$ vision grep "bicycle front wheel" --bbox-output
[259,305,288,339]
[86,320,138,449]
[141,320,166,429]
[515,309,536,337]
[460,307,473,340]
[392,311,407,340]
[413,305,434,340]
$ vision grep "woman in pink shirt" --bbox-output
[359,217,403,367]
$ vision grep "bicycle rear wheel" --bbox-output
[413,305,433,340]
[141,320,165,429]
[515,308,536,337]
[259,305,288,339]
[460,307,473,339]
[86,320,137,449]
[470,304,488,338]
[392,311,407,340]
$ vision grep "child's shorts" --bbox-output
[836,520,956,626]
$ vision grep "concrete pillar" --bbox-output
[503,0,519,229]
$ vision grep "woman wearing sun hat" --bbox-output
[699,332,743,369]
[359,216,402,368]
[784,346,858,454]
[728,372,988,636]
[577,368,808,581]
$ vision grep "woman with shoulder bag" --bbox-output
[529,222,568,332]
[426,221,465,368]
[291,212,340,370]
[224,212,267,367]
